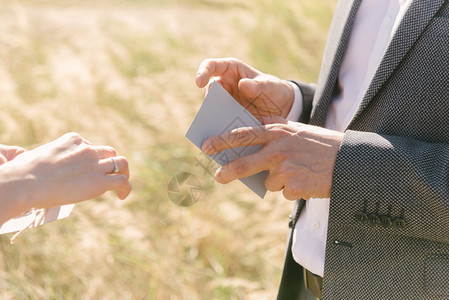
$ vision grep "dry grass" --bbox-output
[0,0,336,299]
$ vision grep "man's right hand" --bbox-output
[196,58,294,120]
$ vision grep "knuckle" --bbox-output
[284,181,302,200]
[229,128,251,144]
[63,132,84,146]
[232,160,247,176]
[80,145,97,158]
[266,124,284,130]
[282,188,294,200]
[266,124,288,137]
[265,177,280,192]
[282,187,298,201]
[294,127,307,138]
[66,132,82,141]
[208,138,221,152]
[265,177,274,191]
[268,149,288,164]
[268,78,283,92]
[228,57,240,63]
[201,58,212,66]
[120,156,129,170]
[109,147,117,156]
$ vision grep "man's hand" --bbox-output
[202,118,344,200]
[196,58,294,119]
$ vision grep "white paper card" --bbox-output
[0,204,75,234]
[186,81,268,198]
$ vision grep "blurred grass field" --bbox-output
[0,0,336,299]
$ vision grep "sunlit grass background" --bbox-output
[0,0,336,299]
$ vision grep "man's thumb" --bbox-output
[238,78,260,99]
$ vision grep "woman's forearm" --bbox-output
[0,133,131,226]
[0,165,35,225]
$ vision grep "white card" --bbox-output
[186,81,268,198]
[0,204,75,234]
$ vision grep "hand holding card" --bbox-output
[186,81,268,198]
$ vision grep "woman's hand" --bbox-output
[196,58,294,120]
[0,145,26,165]
[0,133,132,224]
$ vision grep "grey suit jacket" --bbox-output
[277,0,449,299]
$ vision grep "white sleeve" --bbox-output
[286,81,304,122]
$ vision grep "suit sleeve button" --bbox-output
[368,214,380,226]
[355,212,368,223]
[393,218,406,229]
[380,216,392,228]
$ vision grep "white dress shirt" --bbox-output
[287,0,412,276]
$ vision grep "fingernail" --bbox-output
[195,73,202,86]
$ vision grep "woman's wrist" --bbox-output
[0,163,37,225]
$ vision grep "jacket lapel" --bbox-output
[347,0,447,129]
[310,0,362,126]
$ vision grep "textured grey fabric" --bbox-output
[278,0,449,299]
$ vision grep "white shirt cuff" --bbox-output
[286,81,303,122]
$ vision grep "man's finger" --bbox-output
[238,77,279,106]
[196,59,231,88]
[238,78,260,99]
[203,77,226,98]
[260,115,288,125]
[215,151,269,184]
[202,126,269,155]
[265,171,285,192]
[239,78,280,111]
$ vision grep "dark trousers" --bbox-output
[277,228,318,300]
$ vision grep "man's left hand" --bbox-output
[202,117,344,200]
